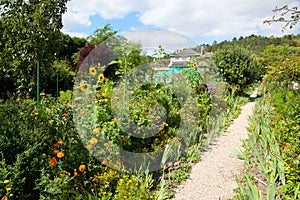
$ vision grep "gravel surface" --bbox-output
[172,102,255,200]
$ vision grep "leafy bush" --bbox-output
[0,95,105,199]
[212,45,262,91]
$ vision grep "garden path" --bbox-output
[172,102,255,200]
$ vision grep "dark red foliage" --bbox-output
[77,44,95,69]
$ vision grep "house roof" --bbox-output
[172,48,200,57]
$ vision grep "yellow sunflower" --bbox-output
[89,67,97,76]
[98,73,105,82]
[80,82,89,92]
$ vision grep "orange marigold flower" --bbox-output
[53,143,59,148]
[92,127,100,135]
[111,118,117,123]
[86,144,93,150]
[49,157,57,166]
[57,152,64,159]
[79,164,86,172]
[53,149,60,155]
[62,113,68,117]
[54,140,63,147]
[57,140,64,145]
[90,137,98,145]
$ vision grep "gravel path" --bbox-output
[173,102,255,200]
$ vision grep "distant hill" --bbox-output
[195,34,300,55]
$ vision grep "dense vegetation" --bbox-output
[0,1,299,199]
[233,42,300,200]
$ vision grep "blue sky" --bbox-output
[66,12,148,36]
[62,0,300,50]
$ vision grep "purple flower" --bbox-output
[206,83,216,95]
[197,83,216,95]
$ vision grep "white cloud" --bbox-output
[121,29,197,52]
[63,0,300,41]
[62,0,150,29]
[139,0,300,39]
[61,29,88,38]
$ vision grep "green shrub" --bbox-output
[212,45,262,91]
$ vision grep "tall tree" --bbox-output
[0,0,70,97]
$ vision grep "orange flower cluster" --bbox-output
[49,140,65,166]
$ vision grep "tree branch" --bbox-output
[263,5,299,31]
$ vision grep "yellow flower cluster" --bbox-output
[89,167,118,197]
